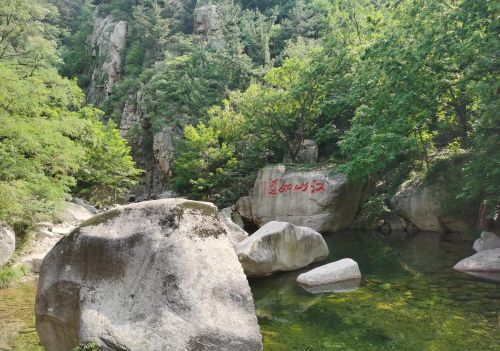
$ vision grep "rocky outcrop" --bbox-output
[153,126,176,179]
[36,199,262,351]
[87,12,127,107]
[391,179,476,233]
[194,5,219,37]
[0,222,15,267]
[236,221,328,277]
[284,139,319,164]
[297,258,361,287]
[378,214,418,235]
[473,231,500,252]
[453,248,500,281]
[251,165,365,232]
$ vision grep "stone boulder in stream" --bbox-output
[251,165,366,232]
[453,248,500,281]
[297,258,361,287]
[0,222,15,267]
[36,199,262,351]
[236,221,328,277]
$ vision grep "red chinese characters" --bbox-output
[267,179,325,195]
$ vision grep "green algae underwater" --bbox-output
[1,231,499,350]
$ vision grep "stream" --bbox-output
[0,231,498,350]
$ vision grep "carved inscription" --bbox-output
[265,179,325,195]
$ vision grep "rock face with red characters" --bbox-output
[250,165,366,233]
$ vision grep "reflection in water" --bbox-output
[299,278,361,294]
[251,231,500,351]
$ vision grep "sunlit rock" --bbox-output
[236,221,328,277]
[297,258,361,293]
[36,199,262,351]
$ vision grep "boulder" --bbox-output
[219,213,249,248]
[70,198,98,214]
[36,199,262,351]
[296,139,319,164]
[251,165,365,232]
[235,196,253,221]
[236,221,328,277]
[297,258,361,287]
[473,231,500,252]
[58,202,94,223]
[453,248,500,280]
[391,179,475,233]
[220,207,245,229]
[0,222,15,267]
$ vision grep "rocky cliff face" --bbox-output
[86,12,127,107]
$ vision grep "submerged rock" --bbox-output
[36,199,262,351]
[473,231,500,252]
[0,222,15,267]
[453,248,500,280]
[251,165,365,232]
[297,258,361,292]
[236,221,328,277]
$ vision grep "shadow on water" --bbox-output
[250,231,500,351]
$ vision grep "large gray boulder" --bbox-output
[36,199,262,351]
[391,179,474,233]
[453,248,500,280]
[297,258,361,287]
[0,222,15,267]
[251,165,365,232]
[473,231,500,252]
[236,221,328,277]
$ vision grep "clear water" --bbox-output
[1,231,498,350]
[250,231,500,351]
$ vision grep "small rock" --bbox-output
[51,225,76,236]
[473,231,500,252]
[0,222,15,267]
[235,196,253,221]
[36,222,54,230]
[37,229,57,240]
[297,258,361,288]
[299,278,361,294]
[236,221,328,277]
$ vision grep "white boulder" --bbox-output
[473,231,500,252]
[236,221,328,277]
[453,248,500,273]
[297,258,361,288]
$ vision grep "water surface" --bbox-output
[250,231,500,351]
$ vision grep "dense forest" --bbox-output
[1,0,498,230]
